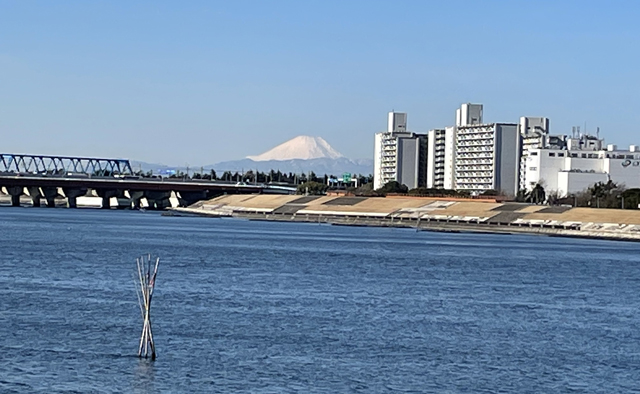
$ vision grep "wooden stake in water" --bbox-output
[134,254,160,360]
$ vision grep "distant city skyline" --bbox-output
[1,1,639,165]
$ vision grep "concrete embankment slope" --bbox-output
[173,195,640,241]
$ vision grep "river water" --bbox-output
[0,208,639,393]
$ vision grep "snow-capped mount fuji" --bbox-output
[247,136,344,161]
[210,135,373,176]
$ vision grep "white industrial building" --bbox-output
[373,112,428,190]
[523,135,640,196]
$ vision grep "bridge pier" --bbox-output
[145,191,172,210]
[6,186,24,207]
[128,191,145,210]
[62,188,88,208]
[96,189,118,209]
[27,187,42,207]
[42,187,59,208]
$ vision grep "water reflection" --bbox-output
[131,359,155,394]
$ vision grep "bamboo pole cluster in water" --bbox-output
[134,254,159,360]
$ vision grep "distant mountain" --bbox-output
[131,136,373,176]
[209,135,372,175]
[247,136,343,161]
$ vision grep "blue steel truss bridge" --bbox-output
[0,153,133,176]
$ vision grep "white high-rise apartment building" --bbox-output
[454,121,520,195]
[426,129,445,188]
[423,104,483,191]
[426,127,456,189]
[374,112,408,189]
[374,112,428,190]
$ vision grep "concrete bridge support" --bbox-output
[6,186,24,207]
[178,191,208,207]
[96,189,119,209]
[41,187,59,208]
[145,191,172,210]
[127,191,145,210]
[27,187,42,207]
[62,188,88,208]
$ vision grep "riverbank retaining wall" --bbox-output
[170,194,640,242]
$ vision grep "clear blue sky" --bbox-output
[1,1,639,165]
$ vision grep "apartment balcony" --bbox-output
[457,146,493,152]
[455,175,493,181]
[457,141,494,148]
[457,154,494,160]
[456,169,493,174]
[457,163,492,168]
[456,160,492,166]
[457,127,494,135]
[458,132,494,139]
[455,170,493,177]
[455,182,493,188]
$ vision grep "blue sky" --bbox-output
[1,1,639,165]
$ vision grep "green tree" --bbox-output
[515,189,528,202]
[526,183,546,204]
[375,181,408,195]
[297,181,328,195]
[588,180,622,208]
[354,182,376,196]
[622,188,640,209]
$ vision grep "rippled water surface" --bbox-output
[1,208,640,393]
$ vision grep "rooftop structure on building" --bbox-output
[456,103,483,127]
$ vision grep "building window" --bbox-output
[531,151,538,156]
[558,153,565,157]
[549,152,556,157]
[581,154,587,158]
[529,167,537,171]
